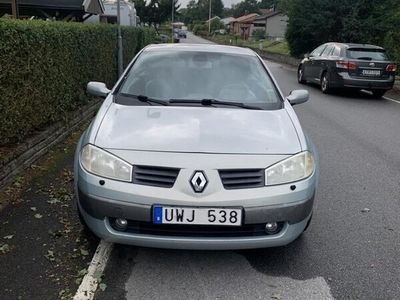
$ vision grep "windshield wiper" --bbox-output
[168,98,263,110]
[119,93,169,106]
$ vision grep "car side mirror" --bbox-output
[304,53,310,59]
[287,89,309,106]
[87,81,110,98]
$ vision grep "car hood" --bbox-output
[95,104,301,154]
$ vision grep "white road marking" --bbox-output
[73,240,113,300]
[383,96,400,104]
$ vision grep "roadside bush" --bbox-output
[384,31,400,73]
[0,19,155,145]
[252,29,265,41]
[193,23,207,35]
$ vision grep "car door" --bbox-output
[305,44,327,82]
[316,44,335,80]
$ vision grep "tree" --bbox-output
[284,0,400,58]
[133,0,148,25]
[129,0,179,27]
[180,0,224,25]
[230,0,259,17]
[284,0,349,57]
[159,0,180,24]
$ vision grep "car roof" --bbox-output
[144,43,257,56]
[326,42,385,50]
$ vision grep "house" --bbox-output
[205,16,221,24]
[86,0,138,26]
[220,16,234,31]
[230,13,259,40]
[0,0,104,21]
[251,10,288,39]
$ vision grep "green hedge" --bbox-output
[384,31,400,72]
[0,19,155,145]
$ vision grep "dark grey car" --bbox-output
[298,42,397,98]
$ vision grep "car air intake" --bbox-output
[219,169,265,189]
[132,165,180,188]
[109,219,284,237]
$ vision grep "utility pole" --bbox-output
[117,0,123,77]
[208,0,212,34]
[11,0,19,19]
[171,0,174,42]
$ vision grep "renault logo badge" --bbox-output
[190,171,208,193]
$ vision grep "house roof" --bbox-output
[205,16,221,23]
[220,17,234,25]
[231,13,259,24]
[254,10,282,21]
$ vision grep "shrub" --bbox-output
[193,23,207,35]
[252,29,265,41]
[0,19,155,145]
[384,31,400,73]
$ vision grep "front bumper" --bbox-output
[77,184,315,250]
[79,202,312,250]
[78,188,314,225]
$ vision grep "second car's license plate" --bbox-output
[153,206,242,226]
[361,69,381,76]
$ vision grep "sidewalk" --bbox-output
[0,125,98,300]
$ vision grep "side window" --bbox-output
[311,45,327,57]
[332,46,341,56]
[321,45,334,57]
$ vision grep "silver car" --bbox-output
[74,44,318,250]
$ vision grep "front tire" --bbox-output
[321,72,331,94]
[298,66,306,84]
[371,89,386,98]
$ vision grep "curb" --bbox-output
[74,240,113,300]
[0,100,101,189]
[253,49,300,67]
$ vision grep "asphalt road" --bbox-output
[96,33,400,300]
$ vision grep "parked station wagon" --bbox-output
[74,44,318,250]
[298,42,397,98]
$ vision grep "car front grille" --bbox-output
[219,169,265,189]
[109,219,284,237]
[132,165,180,188]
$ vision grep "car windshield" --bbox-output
[346,48,389,61]
[118,50,282,109]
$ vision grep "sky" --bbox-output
[179,0,242,8]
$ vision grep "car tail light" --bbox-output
[347,61,357,70]
[386,64,397,72]
[336,60,357,70]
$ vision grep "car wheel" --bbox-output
[320,72,331,94]
[371,89,386,98]
[297,66,306,84]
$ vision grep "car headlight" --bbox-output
[265,151,314,185]
[80,144,132,182]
